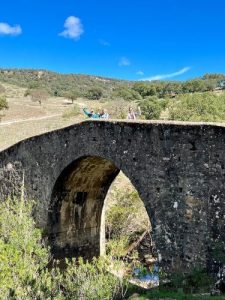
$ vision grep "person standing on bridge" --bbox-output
[127,107,136,120]
[100,109,109,119]
[83,108,100,119]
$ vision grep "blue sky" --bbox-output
[0,0,224,81]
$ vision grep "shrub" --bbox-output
[61,257,129,300]
[113,87,142,101]
[0,95,8,112]
[25,88,49,105]
[64,90,80,103]
[105,186,150,257]
[0,197,129,299]
[86,87,103,100]
[168,92,225,122]
[138,96,167,120]
[169,268,214,294]
[0,197,50,299]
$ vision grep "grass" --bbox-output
[0,81,137,150]
[128,288,225,300]
[0,82,105,150]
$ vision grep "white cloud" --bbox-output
[59,16,84,40]
[118,57,130,66]
[141,67,191,81]
[0,22,22,36]
[99,39,110,46]
[136,70,144,76]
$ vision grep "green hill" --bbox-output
[0,68,224,100]
[0,68,130,97]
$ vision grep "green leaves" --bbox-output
[138,96,167,120]
[168,92,225,122]
[0,197,128,299]
[0,95,8,111]
[86,87,103,100]
[105,188,150,256]
[0,198,49,299]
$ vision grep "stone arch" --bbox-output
[48,155,150,260]
[2,121,225,273]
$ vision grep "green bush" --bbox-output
[167,268,214,294]
[86,87,103,100]
[61,257,128,300]
[0,197,129,299]
[64,90,80,103]
[113,86,142,101]
[105,187,150,257]
[0,95,8,111]
[106,189,150,240]
[168,92,225,122]
[0,197,50,299]
[138,96,167,120]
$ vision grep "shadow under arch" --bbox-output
[48,155,153,261]
[48,155,120,259]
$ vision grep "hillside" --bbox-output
[0,68,130,97]
[0,68,225,99]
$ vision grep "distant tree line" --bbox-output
[1,69,224,103]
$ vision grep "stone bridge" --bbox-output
[1,120,225,274]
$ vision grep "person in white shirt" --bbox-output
[127,107,136,120]
[100,109,109,119]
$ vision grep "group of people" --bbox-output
[83,108,109,119]
[83,107,138,120]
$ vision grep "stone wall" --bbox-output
[0,120,225,274]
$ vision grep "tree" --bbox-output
[112,86,141,101]
[163,82,182,96]
[132,82,156,98]
[138,96,167,120]
[203,73,225,80]
[64,90,80,103]
[26,88,49,105]
[86,87,103,100]
[182,79,206,93]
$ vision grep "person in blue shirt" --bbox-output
[83,108,100,119]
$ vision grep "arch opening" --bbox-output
[48,155,154,267]
[104,172,155,270]
[48,156,120,259]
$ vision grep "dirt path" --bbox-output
[0,114,62,127]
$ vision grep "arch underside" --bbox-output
[48,156,120,259]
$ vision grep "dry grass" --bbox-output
[0,82,140,150]
[0,83,107,150]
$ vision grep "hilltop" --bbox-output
[0,68,129,97]
[0,68,225,100]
